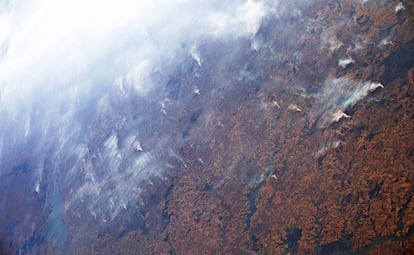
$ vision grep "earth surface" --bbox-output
[1,0,414,254]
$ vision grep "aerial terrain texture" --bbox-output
[0,0,414,254]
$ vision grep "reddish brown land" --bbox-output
[1,1,413,254]
[79,1,414,254]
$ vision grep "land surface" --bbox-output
[1,0,414,254]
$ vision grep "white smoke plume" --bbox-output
[317,76,384,128]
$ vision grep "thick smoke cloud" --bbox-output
[0,0,270,227]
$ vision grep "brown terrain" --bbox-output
[1,0,413,254]
[77,0,414,254]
